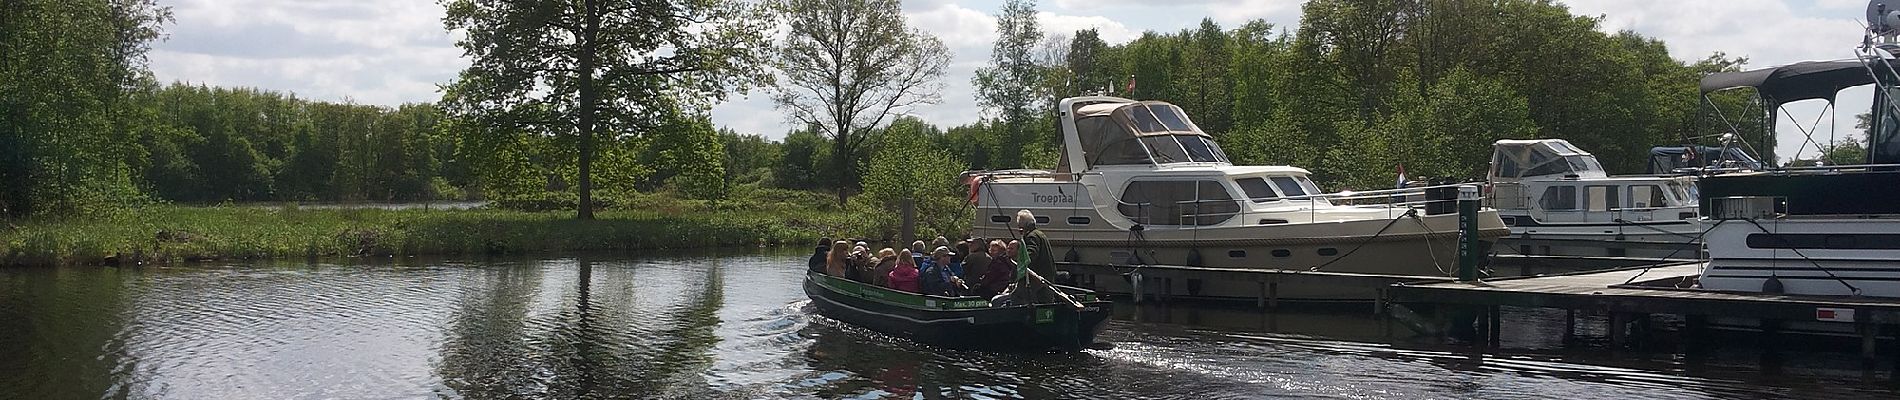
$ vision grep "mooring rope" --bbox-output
[1308,208,1416,272]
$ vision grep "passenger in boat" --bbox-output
[921,246,965,296]
[1016,210,1057,303]
[910,240,928,268]
[931,236,950,254]
[809,237,831,274]
[825,240,850,277]
[961,238,991,285]
[848,245,872,281]
[872,248,899,286]
[976,240,1016,298]
[888,249,921,293]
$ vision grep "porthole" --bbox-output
[1258,219,1289,225]
[1035,216,1050,224]
[1318,248,1340,257]
[990,215,1010,223]
[1271,249,1291,258]
[1067,216,1091,225]
[1227,250,1247,258]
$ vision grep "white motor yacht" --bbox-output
[1485,139,1705,259]
[1696,56,1900,298]
[966,96,1509,301]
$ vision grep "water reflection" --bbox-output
[0,253,1895,399]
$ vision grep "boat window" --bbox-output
[1117,180,1238,226]
[1297,177,1323,196]
[1128,105,1168,133]
[1585,186,1619,211]
[1237,178,1279,202]
[1142,136,1190,163]
[1149,104,1196,131]
[1067,216,1091,225]
[1628,185,1668,208]
[1271,176,1307,197]
[1540,186,1577,210]
[1077,115,1151,166]
[1177,135,1222,162]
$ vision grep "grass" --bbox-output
[0,202,849,267]
[1,188,975,267]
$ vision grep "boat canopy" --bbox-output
[1699,60,1874,106]
[1490,139,1607,181]
[1645,145,1763,174]
[1071,100,1228,168]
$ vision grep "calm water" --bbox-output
[1,251,1894,399]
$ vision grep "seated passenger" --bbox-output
[872,248,898,286]
[888,249,921,293]
[824,240,850,277]
[976,240,1016,298]
[929,246,965,296]
[961,238,991,284]
[809,237,831,274]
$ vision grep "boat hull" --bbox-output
[803,273,1113,352]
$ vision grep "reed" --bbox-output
[0,200,861,267]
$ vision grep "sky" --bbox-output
[148,0,1877,162]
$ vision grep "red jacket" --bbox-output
[888,263,921,293]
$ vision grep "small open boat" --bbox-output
[803,272,1113,352]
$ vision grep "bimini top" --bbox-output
[1699,60,1874,106]
[1069,100,1228,168]
[1490,139,1607,181]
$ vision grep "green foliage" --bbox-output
[770,0,949,206]
[973,0,1049,169]
[861,118,971,239]
[442,0,771,218]
[0,203,864,266]
[0,0,169,218]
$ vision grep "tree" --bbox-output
[1067,29,1112,95]
[442,0,771,219]
[771,0,949,207]
[0,0,170,217]
[973,0,1048,168]
[861,117,967,241]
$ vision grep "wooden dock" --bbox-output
[1386,261,1900,360]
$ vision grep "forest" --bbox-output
[0,0,1814,225]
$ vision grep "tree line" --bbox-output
[3,0,1781,222]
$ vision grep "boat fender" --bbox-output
[1064,247,1080,263]
[1186,248,1204,267]
[1762,275,1785,294]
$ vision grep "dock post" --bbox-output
[1860,321,1879,364]
[1610,313,1630,348]
[1456,185,1482,282]
[1563,310,1576,343]
[1256,280,1267,309]
[1268,282,1280,309]
[1131,272,1144,304]
[1488,306,1502,347]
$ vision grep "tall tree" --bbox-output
[442,0,770,219]
[771,0,949,207]
[0,0,170,217]
[973,0,1047,168]
[1067,29,1112,95]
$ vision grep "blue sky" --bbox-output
[149,0,1875,162]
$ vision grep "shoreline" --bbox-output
[1,205,857,267]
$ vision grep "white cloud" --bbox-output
[150,0,461,105]
[1561,0,1870,162]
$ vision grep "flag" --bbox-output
[1395,163,1407,189]
[964,175,983,204]
[1123,75,1136,94]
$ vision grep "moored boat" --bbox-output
[965,96,1510,301]
[1485,139,1706,259]
[802,272,1113,352]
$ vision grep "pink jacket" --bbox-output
[888,262,921,293]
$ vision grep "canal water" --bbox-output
[1,251,1893,399]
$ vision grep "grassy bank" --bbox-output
[0,200,862,267]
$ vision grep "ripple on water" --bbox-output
[3,253,1897,399]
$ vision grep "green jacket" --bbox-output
[1021,228,1055,282]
